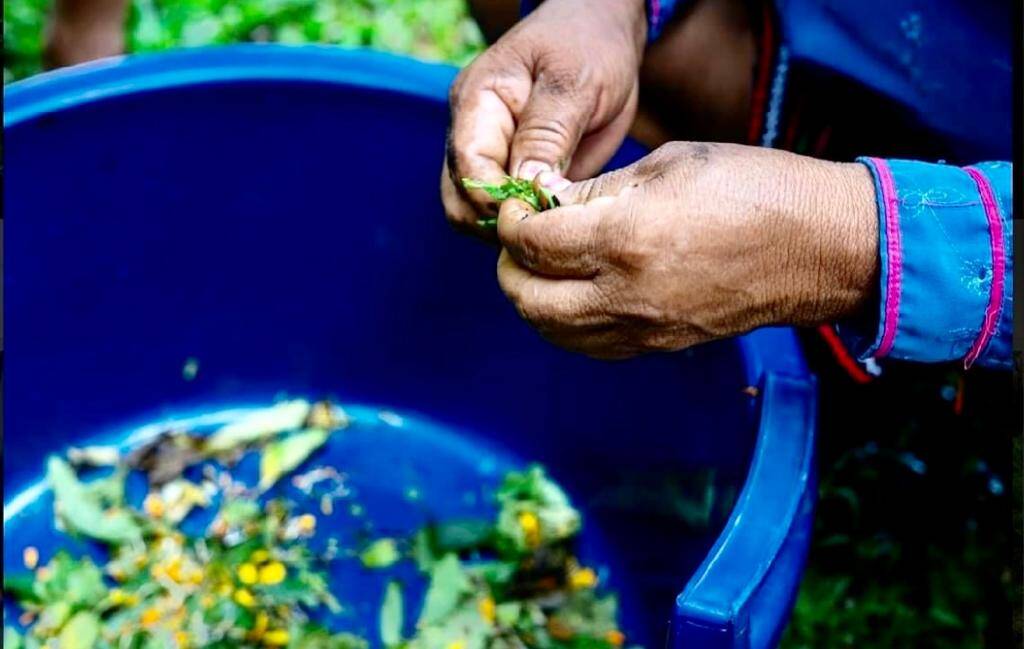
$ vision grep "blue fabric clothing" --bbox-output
[520,0,1014,369]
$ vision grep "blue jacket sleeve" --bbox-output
[519,1,688,42]
[837,159,1013,370]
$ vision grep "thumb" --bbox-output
[548,163,644,207]
[508,70,594,181]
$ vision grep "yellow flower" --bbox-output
[237,562,258,585]
[174,630,190,648]
[250,549,271,564]
[258,562,287,586]
[478,597,496,624]
[263,630,290,646]
[234,588,256,608]
[109,589,128,606]
[569,567,598,590]
[143,494,166,518]
[605,630,625,647]
[140,607,161,627]
[218,583,233,597]
[23,546,39,570]
[166,558,184,583]
[297,514,317,535]
[446,641,466,649]
[518,511,541,548]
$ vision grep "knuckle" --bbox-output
[513,226,543,270]
[448,66,474,108]
[538,67,583,96]
[516,116,575,152]
[448,78,462,109]
[643,330,680,352]
[515,292,546,326]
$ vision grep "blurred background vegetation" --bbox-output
[3,0,485,82]
[3,1,1019,647]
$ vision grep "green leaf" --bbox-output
[412,527,439,572]
[434,520,493,551]
[4,627,24,649]
[292,628,369,649]
[58,611,100,649]
[3,573,38,604]
[220,498,261,527]
[204,399,311,455]
[33,553,107,608]
[360,538,400,569]
[461,176,560,219]
[47,457,142,544]
[259,428,330,490]
[495,602,521,627]
[35,601,72,635]
[495,464,580,556]
[379,581,404,647]
[419,553,471,626]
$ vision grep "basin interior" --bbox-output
[4,71,761,645]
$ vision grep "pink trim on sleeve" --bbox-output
[962,166,1007,368]
[867,158,903,358]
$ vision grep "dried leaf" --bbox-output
[204,399,312,455]
[306,401,350,430]
[126,430,204,487]
[160,479,212,524]
[259,428,330,491]
[66,446,120,467]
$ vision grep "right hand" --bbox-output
[441,0,647,240]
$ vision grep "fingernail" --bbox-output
[536,170,571,192]
[518,160,551,181]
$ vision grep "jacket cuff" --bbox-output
[836,158,1012,369]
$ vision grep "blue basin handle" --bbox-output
[671,370,817,649]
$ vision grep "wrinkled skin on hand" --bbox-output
[494,143,880,359]
[441,0,647,240]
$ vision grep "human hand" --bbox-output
[441,0,646,240]
[44,0,128,69]
[495,142,880,358]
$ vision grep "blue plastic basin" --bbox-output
[3,45,817,649]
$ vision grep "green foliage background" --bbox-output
[4,0,485,83]
[2,2,1018,648]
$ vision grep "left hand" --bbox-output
[495,142,880,359]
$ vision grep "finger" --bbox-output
[566,84,639,180]
[542,326,644,360]
[556,163,644,207]
[447,64,527,212]
[496,195,602,278]
[441,158,499,243]
[497,249,610,330]
[508,66,595,181]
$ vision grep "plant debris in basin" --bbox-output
[3,399,638,649]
